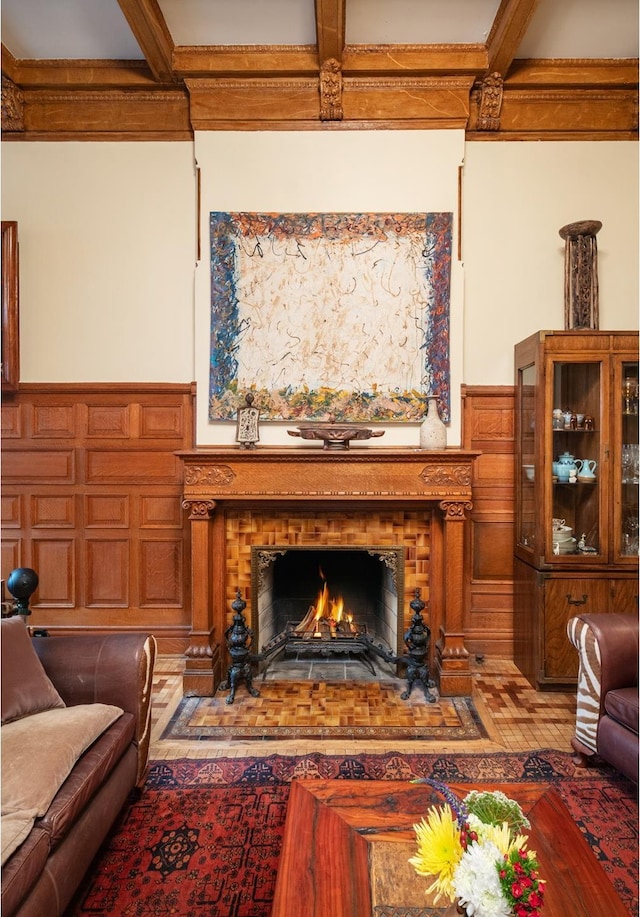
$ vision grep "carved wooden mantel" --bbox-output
[178,447,478,697]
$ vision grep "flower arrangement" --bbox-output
[409,779,545,917]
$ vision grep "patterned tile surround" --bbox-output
[150,655,578,760]
[224,508,430,634]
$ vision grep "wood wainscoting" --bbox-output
[0,384,194,653]
[462,385,516,659]
[1,383,517,667]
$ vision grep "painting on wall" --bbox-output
[209,211,452,423]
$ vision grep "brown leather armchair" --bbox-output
[567,613,638,783]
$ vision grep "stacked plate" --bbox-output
[552,524,576,554]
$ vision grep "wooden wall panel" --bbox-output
[1,384,194,652]
[85,539,129,605]
[32,405,75,437]
[31,539,75,605]
[2,450,75,482]
[31,495,76,527]
[1,540,21,574]
[1,494,22,527]
[462,385,515,658]
[139,539,183,606]
[1,403,21,437]
[85,450,182,483]
[86,405,131,437]
[85,495,129,528]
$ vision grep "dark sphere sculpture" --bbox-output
[6,567,39,616]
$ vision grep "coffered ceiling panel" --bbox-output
[1,0,637,140]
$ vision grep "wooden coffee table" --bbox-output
[272,779,629,917]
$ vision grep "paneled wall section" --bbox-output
[462,385,516,658]
[1,383,517,659]
[1,385,194,652]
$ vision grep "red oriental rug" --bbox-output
[65,750,638,917]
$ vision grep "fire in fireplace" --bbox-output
[293,567,357,637]
[251,546,403,678]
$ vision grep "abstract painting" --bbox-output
[209,212,452,423]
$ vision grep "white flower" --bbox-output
[453,841,511,917]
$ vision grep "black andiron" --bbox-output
[219,590,262,705]
[363,589,437,702]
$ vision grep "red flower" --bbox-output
[511,882,524,898]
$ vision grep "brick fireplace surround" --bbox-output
[179,447,478,697]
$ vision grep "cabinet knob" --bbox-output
[566,593,588,606]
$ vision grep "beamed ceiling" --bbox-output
[1,0,638,140]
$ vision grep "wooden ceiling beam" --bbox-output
[506,59,640,88]
[315,0,346,65]
[486,0,540,76]
[116,0,175,83]
[342,45,488,76]
[4,59,158,89]
[1,44,18,82]
[173,46,318,78]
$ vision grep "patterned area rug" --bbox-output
[161,680,488,741]
[66,750,638,917]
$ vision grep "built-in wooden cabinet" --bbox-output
[514,330,639,689]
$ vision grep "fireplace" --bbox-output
[252,546,403,677]
[179,446,477,697]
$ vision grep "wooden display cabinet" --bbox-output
[514,330,638,689]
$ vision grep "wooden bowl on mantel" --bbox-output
[287,423,385,451]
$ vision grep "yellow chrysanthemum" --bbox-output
[470,816,529,858]
[409,805,462,902]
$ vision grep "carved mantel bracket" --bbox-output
[181,498,216,520]
[178,447,478,697]
[439,500,473,520]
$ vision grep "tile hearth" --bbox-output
[150,656,577,760]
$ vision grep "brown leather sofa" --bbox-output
[567,613,638,783]
[1,617,156,917]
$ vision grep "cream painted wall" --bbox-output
[1,136,637,447]
[463,141,639,385]
[1,142,196,383]
[193,130,465,447]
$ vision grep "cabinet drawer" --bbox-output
[543,579,609,681]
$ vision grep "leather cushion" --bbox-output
[604,687,639,735]
[38,712,135,848]
[0,826,50,917]
[1,618,65,724]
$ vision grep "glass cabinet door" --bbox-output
[619,360,639,560]
[549,358,603,562]
[516,363,536,554]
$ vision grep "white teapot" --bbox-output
[576,458,597,480]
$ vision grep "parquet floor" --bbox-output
[150,655,578,760]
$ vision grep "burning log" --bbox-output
[292,571,356,639]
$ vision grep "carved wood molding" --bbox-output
[184,637,214,659]
[419,465,472,487]
[476,72,504,131]
[183,465,236,487]
[439,500,474,520]
[3,67,636,138]
[319,58,343,121]
[1,75,24,132]
[181,499,217,520]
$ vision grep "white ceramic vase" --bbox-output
[419,396,447,450]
